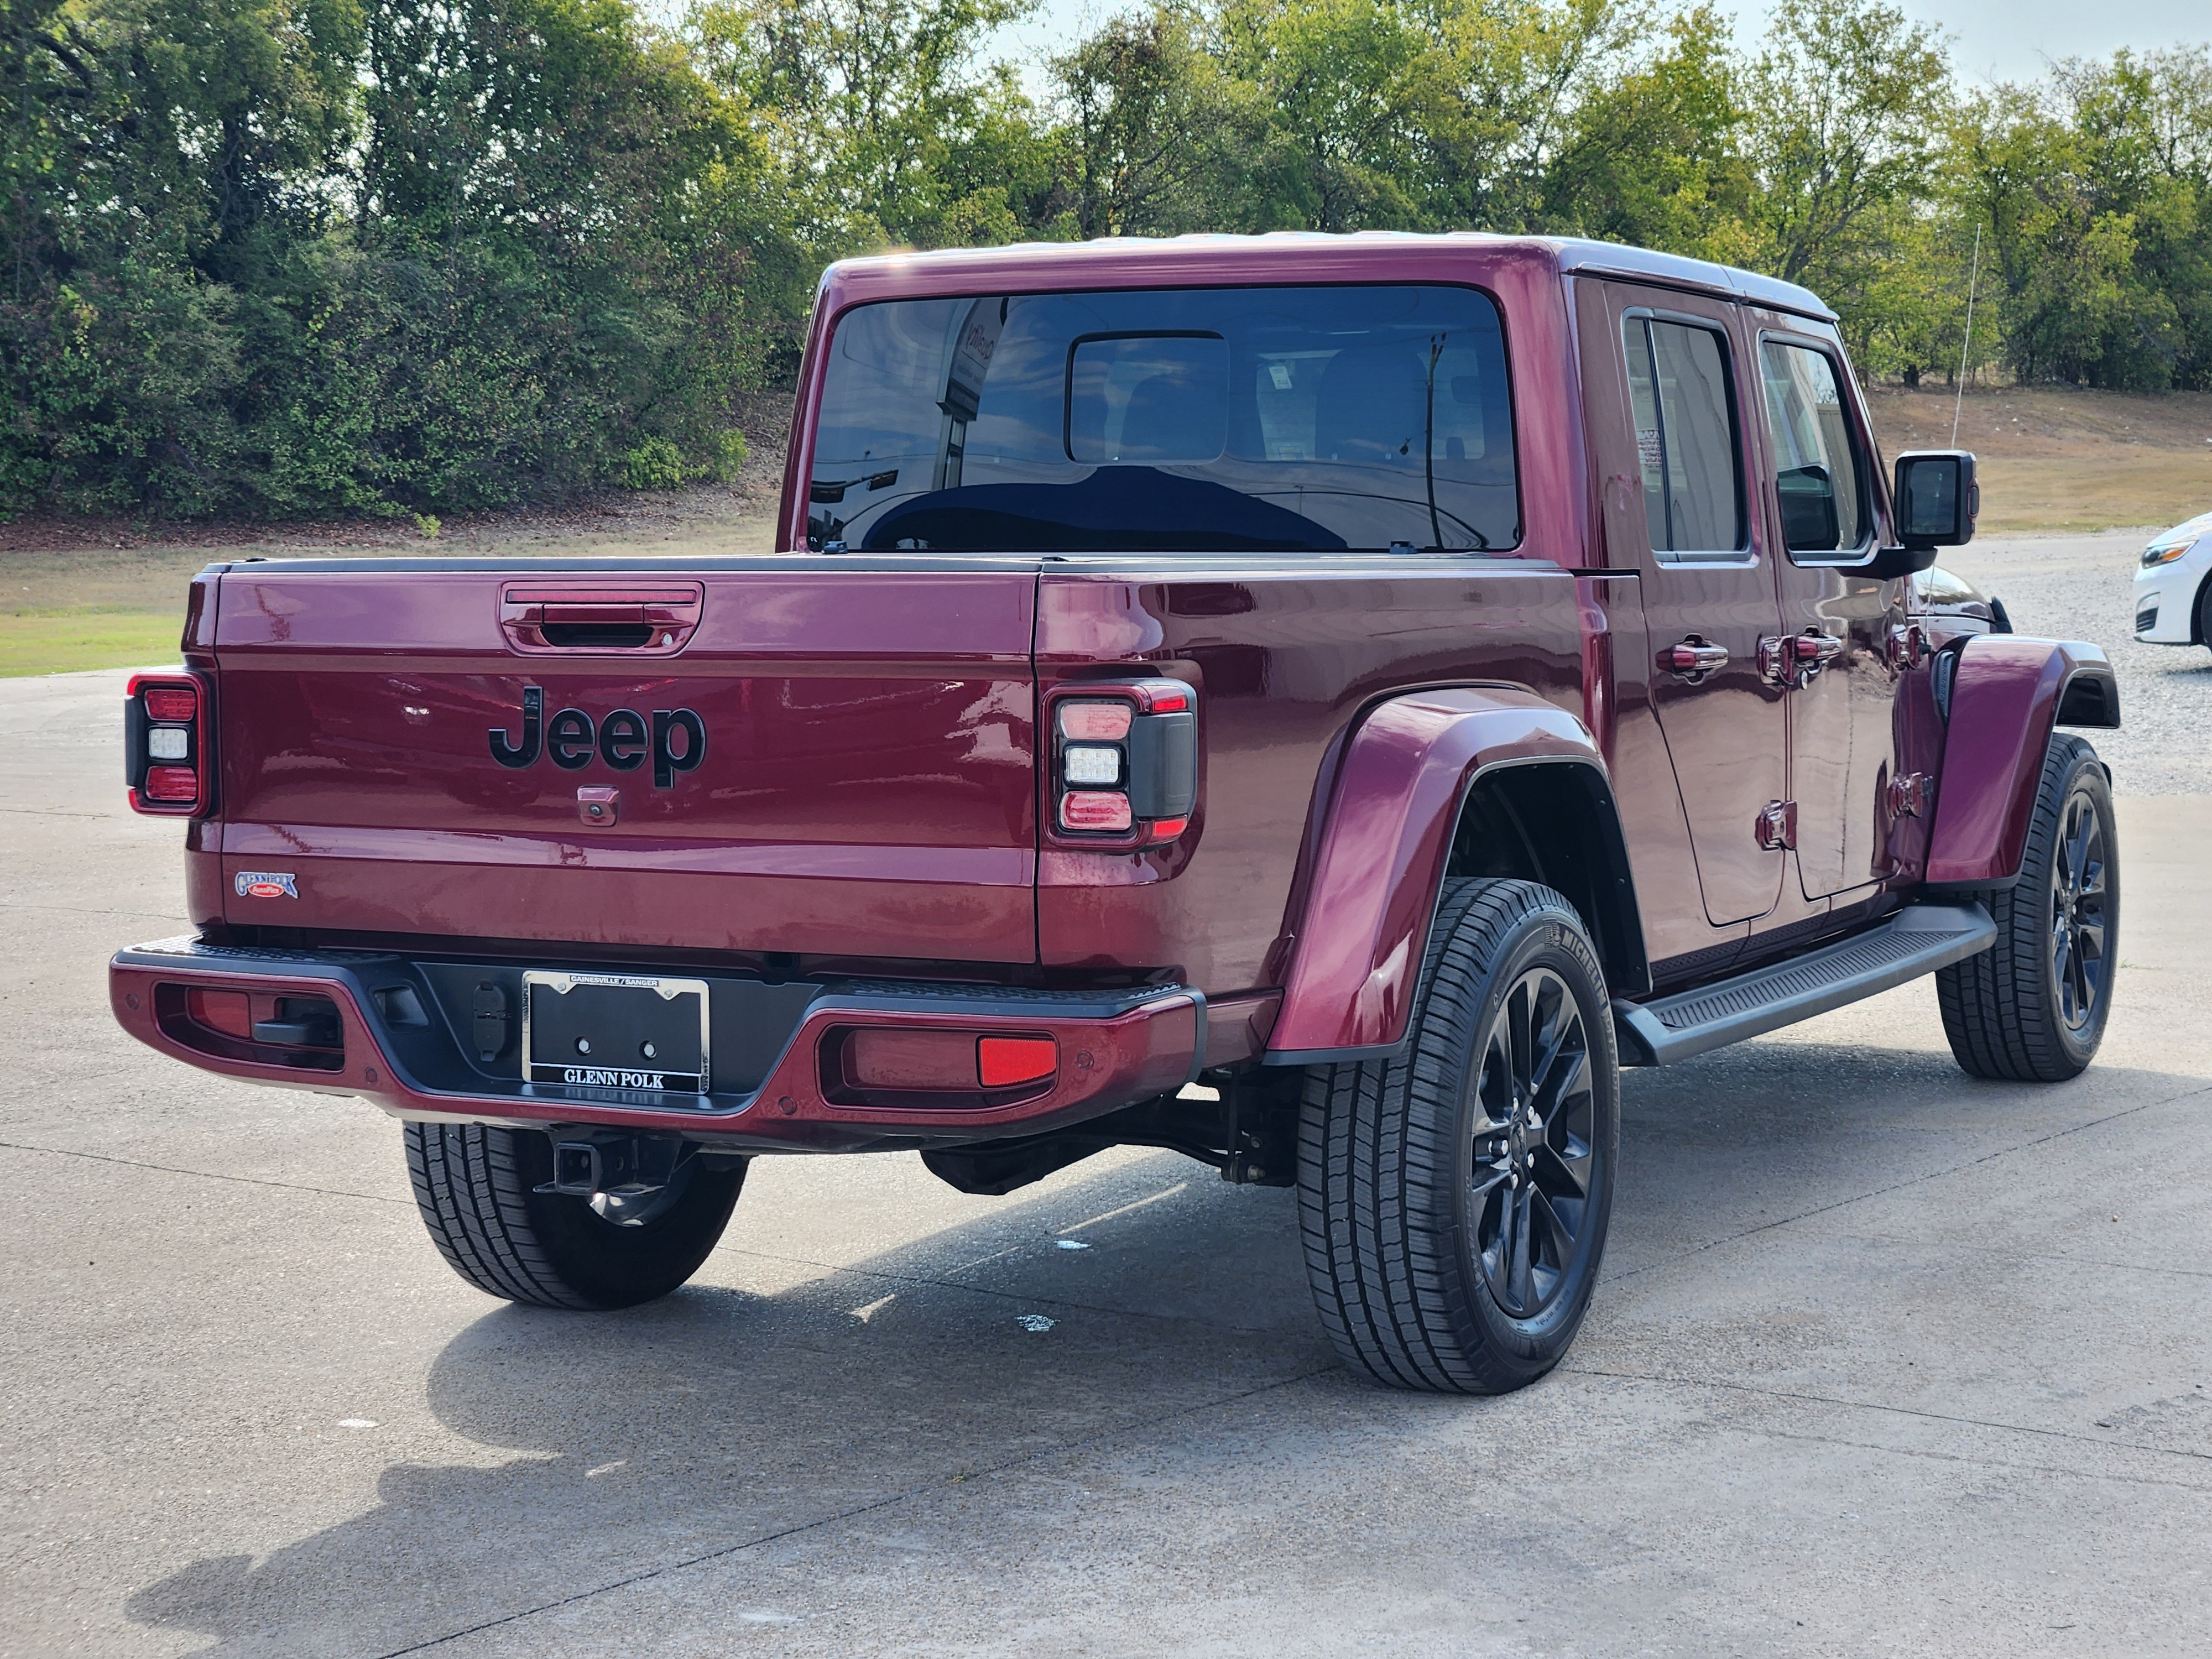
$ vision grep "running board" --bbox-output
[1612,902,1996,1067]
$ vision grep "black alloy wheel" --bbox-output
[1469,967,1597,1319]
[2049,784,2110,1034]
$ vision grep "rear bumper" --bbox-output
[109,938,1202,1152]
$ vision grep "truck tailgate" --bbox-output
[207,561,1039,963]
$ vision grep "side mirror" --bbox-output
[1893,450,1978,549]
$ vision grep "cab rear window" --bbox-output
[807,285,1518,554]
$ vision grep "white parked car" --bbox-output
[2133,510,2212,654]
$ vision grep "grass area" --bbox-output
[0,607,183,677]
[1976,452,2212,536]
[1867,383,2212,534]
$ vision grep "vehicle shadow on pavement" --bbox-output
[122,1043,2200,1656]
[121,1148,1328,1656]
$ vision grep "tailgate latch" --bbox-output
[500,585,703,654]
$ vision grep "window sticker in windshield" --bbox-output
[807,285,1519,554]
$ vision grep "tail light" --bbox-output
[125,671,213,816]
[1047,680,1197,846]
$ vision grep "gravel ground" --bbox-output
[1943,527,2212,794]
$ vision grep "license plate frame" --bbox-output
[520,971,711,1095]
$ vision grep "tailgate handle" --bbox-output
[500,586,703,654]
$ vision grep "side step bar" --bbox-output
[1613,902,1996,1067]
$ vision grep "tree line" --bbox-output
[3,0,2208,519]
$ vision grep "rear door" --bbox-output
[1588,281,1790,929]
[210,559,1039,963]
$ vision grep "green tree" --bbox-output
[1049,3,1235,238]
[692,0,1062,248]
[1537,4,1754,260]
[1741,0,1950,351]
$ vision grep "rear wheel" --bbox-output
[1937,734,2117,1081]
[405,1124,744,1309]
[1298,878,1620,1394]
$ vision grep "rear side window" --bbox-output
[1621,316,1744,557]
[1759,341,1868,554]
[808,285,1517,553]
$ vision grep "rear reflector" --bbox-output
[978,1036,1057,1088]
[186,988,252,1039]
[143,765,200,802]
[1060,790,1132,831]
[143,687,198,722]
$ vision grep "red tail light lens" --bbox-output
[1058,701,1133,742]
[143,687,198,722]
[977,1035,1057,1088]
[143,766,200,802]
[1060,790,1133,831]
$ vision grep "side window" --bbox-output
[1621,316,1744,557]
[1759,341,1868,554]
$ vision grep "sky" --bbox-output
[998,0,2210,90]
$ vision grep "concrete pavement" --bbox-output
[4,534,2209,1656]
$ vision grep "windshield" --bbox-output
[807,285,1519,554]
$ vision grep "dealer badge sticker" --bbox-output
[234,871,299,899]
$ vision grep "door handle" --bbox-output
[1760,630,1845,687]
[1660,638,1730,681]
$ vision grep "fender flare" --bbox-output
[1926,635,2119,887]
[1264,687,1639,1065]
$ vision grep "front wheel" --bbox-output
[1936,734,2118,1081]
[405,1124,745,1310]
[1298,879,1620,1394]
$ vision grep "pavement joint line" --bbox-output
[1836,1229,2212,1281]
[1609,1077,2212,1286]
[0,1138,411,1207]
[712,1242,1282,1334]
[6,902,189,919]
[373,1363,1340,1657]
[1732,1423,2212,1497]
[1560,1364,2212,1467]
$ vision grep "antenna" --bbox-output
[1952,222,1982,448]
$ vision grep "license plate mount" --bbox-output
[521,971,710,1094]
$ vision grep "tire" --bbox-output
[2197,575,2212,654]
[404,1124,745,1310]
[1297,878,1620,1394]
[1936,734,2117,1082]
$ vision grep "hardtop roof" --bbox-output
[818,232,1838,324]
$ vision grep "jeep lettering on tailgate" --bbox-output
[487,686,707,788]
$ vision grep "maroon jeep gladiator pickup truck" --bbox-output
[111,234,2121,1394]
